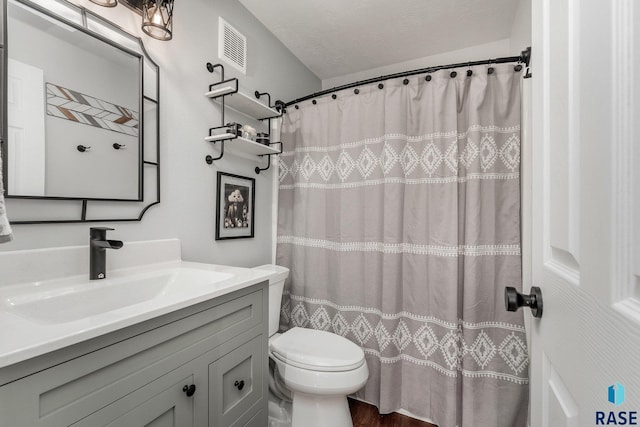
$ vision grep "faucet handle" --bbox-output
[90,227,115,240]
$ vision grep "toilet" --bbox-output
[254,265,369,427]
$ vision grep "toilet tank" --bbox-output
[253,264,289,337]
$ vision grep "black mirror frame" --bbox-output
[0,0,160,224]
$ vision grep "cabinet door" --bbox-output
[105,378,193,427]
[209,335,265,427]
[242,409,265,427]
[71,369,196,427]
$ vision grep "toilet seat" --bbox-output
[270,327,365,372]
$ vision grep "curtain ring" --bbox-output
[331,94,337,100]
[467,62,473,77]
[354,88,360,94]
[312,100,317,105]
[450,70,457,78]
[425,74,432,82]
[514,64,523,72]
[378,83,384,89]
[488,60,495,75]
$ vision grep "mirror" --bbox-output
[1,0,160,223]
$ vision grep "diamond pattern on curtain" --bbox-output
[276,64,528,427]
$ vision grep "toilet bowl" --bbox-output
[254,265,369,427]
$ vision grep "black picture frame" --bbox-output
[215,172,255,240]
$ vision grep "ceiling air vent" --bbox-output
[218,17,247,75]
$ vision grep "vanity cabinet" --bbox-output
[0,282,268,427]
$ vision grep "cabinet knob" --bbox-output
[234,380,245,391]
[182,384,196,397]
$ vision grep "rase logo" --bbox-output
[596,383,637,425]
[610,383,627,407]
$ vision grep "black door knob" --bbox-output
[182,384,196,397]
[505,286,543,318]
[234,380,245,391]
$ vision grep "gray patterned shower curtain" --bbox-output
[276,63,528,427]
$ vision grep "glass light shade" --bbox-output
[89,0,118,7]
[141,0,174,41]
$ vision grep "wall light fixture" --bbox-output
[141,0,174,41]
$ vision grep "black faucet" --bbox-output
[90,227,124,280]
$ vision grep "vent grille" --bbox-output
[218,17,247,74]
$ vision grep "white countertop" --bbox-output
[0,240,276,369]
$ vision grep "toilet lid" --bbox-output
[270,327,365,372]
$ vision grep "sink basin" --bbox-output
[0,267,233,324]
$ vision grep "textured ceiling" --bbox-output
[238,0,519,80]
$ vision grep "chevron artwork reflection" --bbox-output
[46,83,139,137]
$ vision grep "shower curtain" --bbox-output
[276,63,528,427]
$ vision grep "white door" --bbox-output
[7,59,46,196]
[528,0,640,425]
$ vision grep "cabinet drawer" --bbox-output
[0,289,263,427]
[209,335,265,427]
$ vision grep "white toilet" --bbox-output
[254,265,369,427]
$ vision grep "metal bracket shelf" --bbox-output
[205,76,280,121]
[205,62,283,174]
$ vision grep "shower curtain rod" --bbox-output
[280,46,531,109]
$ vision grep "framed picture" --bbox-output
[215,172,255,240]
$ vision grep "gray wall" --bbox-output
[321,39,513,90]
[0,0,321,268]
[510,0,532,53]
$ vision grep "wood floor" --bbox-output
[349,399,438,427]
